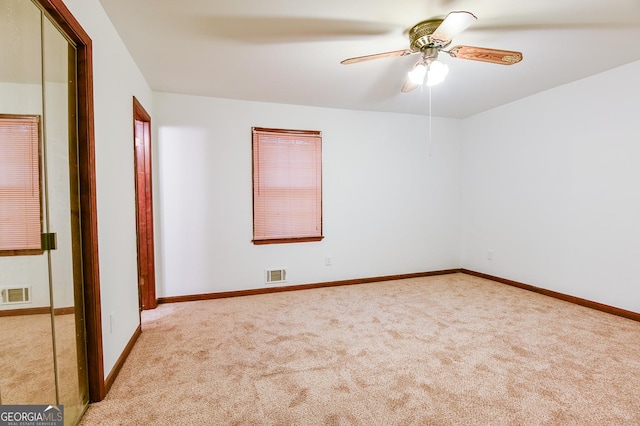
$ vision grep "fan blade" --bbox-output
[203,16,399,44]
[432,11,477,45]
[448,45,523,65]
[341,49,414,65]
[401,79,420,93]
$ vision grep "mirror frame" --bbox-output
[33,0,104,402]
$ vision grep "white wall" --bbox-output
[26,0,640,386]
[153,93,462,297]
[61,0,153,376]
[461,60,640,313]
[0,0,44,305]
[0,83,50,310]
[0,81,75,313]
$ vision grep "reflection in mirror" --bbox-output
[0,0,56,406]
[0,1,89,423]
[42,13,89,423]
[0,313,57,404]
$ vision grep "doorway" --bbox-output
[133,97,157,310]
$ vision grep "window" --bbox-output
[252,127,323,245]
[0,114,42,255]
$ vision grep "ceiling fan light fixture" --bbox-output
[340,10,522,93]
[426,60,449,87]
[408,63,427,85]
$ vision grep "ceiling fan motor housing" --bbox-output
[409,19,449,51]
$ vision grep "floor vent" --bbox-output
[1,286,31,304]
[265,268,286,284]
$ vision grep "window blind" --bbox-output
[0,115,42,254]
[252,127,322,243]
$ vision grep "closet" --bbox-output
[0,0,89,424]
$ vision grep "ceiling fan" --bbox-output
[340,11,523,92]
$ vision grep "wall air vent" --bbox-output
[265,268,286,284]
[1,286,32,304]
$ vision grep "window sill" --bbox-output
[0,249,44,257]
[252,236,324,245]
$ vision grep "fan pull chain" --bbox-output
[419,84,433,157]
[428,84,432,157]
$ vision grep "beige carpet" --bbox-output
[0,313,87,424]
[0,313,57,404]
[80,273,640,425]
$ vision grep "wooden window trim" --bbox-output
[252,236,324,245]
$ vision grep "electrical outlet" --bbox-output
[109,312,115,334]
[325,256,332,266]
[487,250,494,261]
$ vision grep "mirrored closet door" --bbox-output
[0,0,89,424]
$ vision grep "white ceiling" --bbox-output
[98,0,640,118]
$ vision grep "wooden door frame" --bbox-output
[133,97,157,310]
[35,0,105,402]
